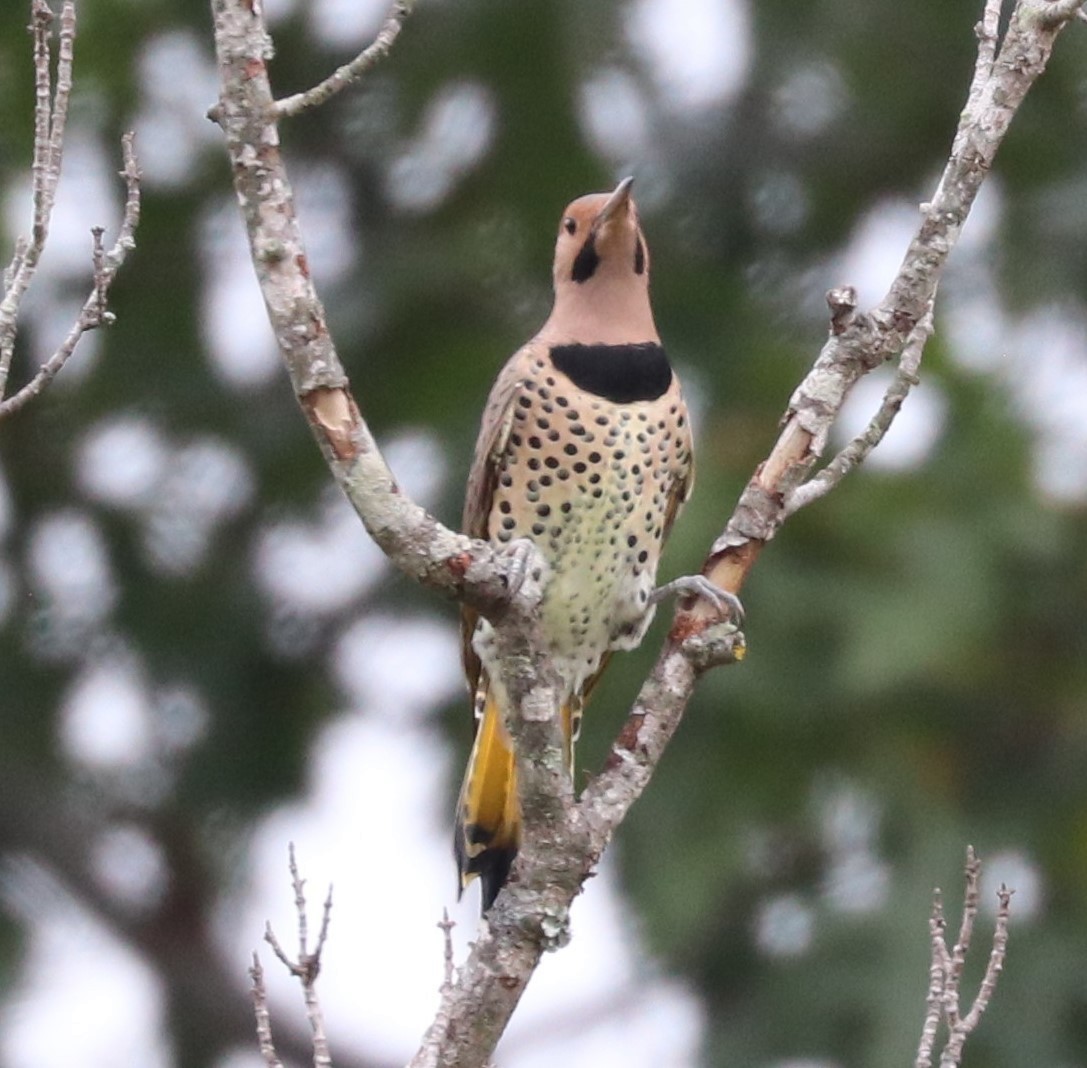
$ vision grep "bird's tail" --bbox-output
[455,676,578,911]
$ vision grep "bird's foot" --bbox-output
[649,574,745,625]
[500,537,543,600]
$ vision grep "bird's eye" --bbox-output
[563,218,577,235]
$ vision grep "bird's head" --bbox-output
[543,177,658,345]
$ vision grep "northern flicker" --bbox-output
[455,177,734,911]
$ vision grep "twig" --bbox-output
[263,844,335,1068]
[250,954,286,1068]
[915,893,948,1068]
[275,0,414,118]
[0,132,142,419]
[784,305,933,517]
[0,0,141,416]
[1038,0,1087,26]
[438,910,456,992]
[682,0,1077,617]
[914,849,1014,1068]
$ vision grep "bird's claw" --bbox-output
[500,537,540,600]
[650,574,745,625]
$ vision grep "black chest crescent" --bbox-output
[548,343,673,404]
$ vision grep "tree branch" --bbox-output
[685,0,1077,620]
[260,845,335,1068]
[0,2,141,417]
[208,0,1074,1064]
[915,848,1014,1068]
[274,0,415,119]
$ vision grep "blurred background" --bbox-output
[1,0,1087,1065]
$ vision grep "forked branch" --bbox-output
[0,1,140,418]
[209,0,1079,1065]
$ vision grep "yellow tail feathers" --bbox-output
[455,680,578,911]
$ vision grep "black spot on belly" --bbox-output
[549,343,672,404]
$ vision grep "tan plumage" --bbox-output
[456,178,694,910]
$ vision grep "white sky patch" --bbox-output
[291,162,358,285]
[579,68,652,162]
[754,892,814,958]
[3,129,116,278]
[980,849,1042,922]
[90,824,170,912]
[1,127,112,376]
[254,430,447,614]
[834,371,948,472]
[628,0,751,112]
[200,198,281,388]
[58,650,154,769]
[773,61,848,140]
[386,81,497,213]
[255,490,388,614]
[153,684,211,756]
[142,437,255,575]
[77,414,171,508]
[750,170,809,237]
[0,890,170,1068]
[309,0,389,46]
[831,197,919,309]
[234,707,704,1068]
[28,510,117,626]
[333,614,462,722]
[1005,308,1087,502]
[135,31,222,188]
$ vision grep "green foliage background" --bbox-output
[2,1,1087,1065]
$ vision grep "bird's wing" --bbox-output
[460,346,535,693]
[661,396,695,545]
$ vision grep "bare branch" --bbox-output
[0,132,142,419]
[1038,0,1087,26]
[263,846,335,1068]
[438,910,456,992]
[0,1,141,416]
[250,954,286,1068]
[784,305,933,517]
[914,850,1014,1068]
[960,882,1013,1032]
[684,0,1078,623]
[915,893,948,1068]
[275,0,415,118]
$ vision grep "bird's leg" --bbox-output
[649,574,745,625]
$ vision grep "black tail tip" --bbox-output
[479,847,516,913]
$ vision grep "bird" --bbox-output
[455,177,734,911]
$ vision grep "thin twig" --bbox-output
[250,953,286,1068]
[944,846,982,1031]
[0,0,140,415]
[1039,0,1087,26]
[783,306,933,516]
[915,850,1014,1068]
[960,883,1013,1032]
[263,846,335,1068]
[1,0,62,395]
[438,910,456,992]
[0,132,141,419]
[275,0,414,118]
[915,892,948,1068]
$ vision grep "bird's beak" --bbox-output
[592,176,635,233]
